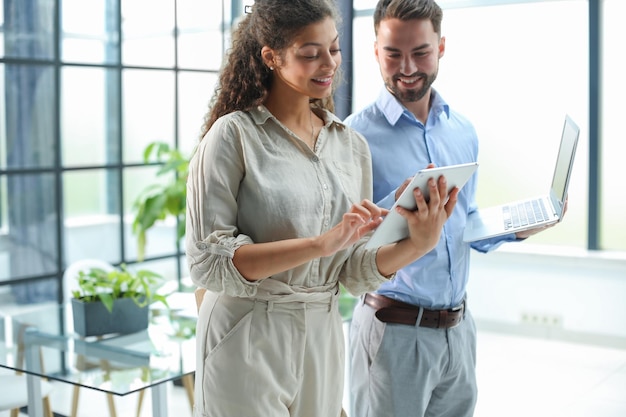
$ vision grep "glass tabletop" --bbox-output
[0,300,197,396]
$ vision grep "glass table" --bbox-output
[0,300,197,417]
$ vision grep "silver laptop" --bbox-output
[463,115,580,242]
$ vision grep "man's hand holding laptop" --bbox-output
[514,198,569,239]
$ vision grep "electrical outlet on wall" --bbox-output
[520,311,564,327]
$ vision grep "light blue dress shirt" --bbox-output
[345,88,516,309]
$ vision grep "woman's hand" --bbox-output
[396,175,458,255]
[315,199,388,257]
[374,174,458,277]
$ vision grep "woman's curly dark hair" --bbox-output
[200,0,342,139]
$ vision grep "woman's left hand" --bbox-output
[396,175,458,254]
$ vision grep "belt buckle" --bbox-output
[450,299,465,313]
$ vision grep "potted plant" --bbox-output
[132,142,189,262]
[71,264,169,337]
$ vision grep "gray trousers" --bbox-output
[349,297,477,417]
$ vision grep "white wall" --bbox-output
[467,244,626,348]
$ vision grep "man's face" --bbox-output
[375,18,445,103]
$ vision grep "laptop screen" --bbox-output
[550,115,580,206]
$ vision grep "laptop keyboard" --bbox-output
[503,199,549,230]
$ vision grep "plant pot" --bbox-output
[71,297,149,337]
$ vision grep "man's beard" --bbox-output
[385,70,437,102]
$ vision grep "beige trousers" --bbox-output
[194,291,346,417]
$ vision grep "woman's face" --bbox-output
[269,17,341,99]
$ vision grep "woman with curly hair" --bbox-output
[186,0,458,415]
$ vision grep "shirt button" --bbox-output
[311,156,319,162]
[323,184,328,190]
[196,242,208,250]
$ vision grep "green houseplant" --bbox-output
[71,264,169,337]
[132,142,189,261]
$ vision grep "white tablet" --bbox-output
[365,162,478,249]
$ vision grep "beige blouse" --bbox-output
[185,105,389,302]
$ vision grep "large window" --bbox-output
[0,0,231,305]
[1,0,624,309]
[601,0,626,251]
[352,0,623,251]
[438,1,589,248]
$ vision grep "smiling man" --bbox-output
[344,1,553,416]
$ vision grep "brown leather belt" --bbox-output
[363,293,465,329]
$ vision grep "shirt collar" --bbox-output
[375,87,450,126]
[249,105,346,129]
